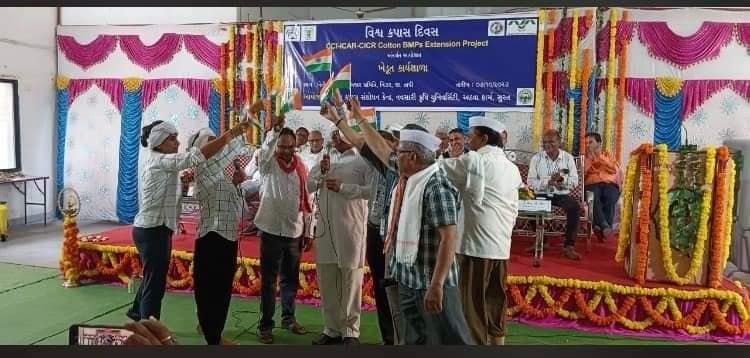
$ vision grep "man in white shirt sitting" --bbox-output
[527,129,582,260]
[253,124,312,344]
[439,116,521,345]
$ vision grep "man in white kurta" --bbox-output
[306,129,373,345]
[439,117,522,345]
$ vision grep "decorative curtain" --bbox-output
[55,77,70,218]
[183,34,221,72]
[654,78,684,150]
[57,35,118,70]
[637,22,734,69]
[625,78,656,116]
[68,79,124,111]
[119,33,183,72]
[141,79,212,113]
[116,79,143,224]
[209,80,221,135]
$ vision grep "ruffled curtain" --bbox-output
[637,22,734,69]
[736,23,750,47]
[596,21,636,63]
[142,79,211,113]
[625,78,656,116]
[654,82,683,150]
[119,33,183,72]
[681,80,732,119]
[183,34,221,72]
[57,35,118,70]
[546,15,593,61]
[68,79,124,111]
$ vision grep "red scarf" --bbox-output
[276,153,313,213]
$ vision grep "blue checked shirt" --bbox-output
[390,169,461,290]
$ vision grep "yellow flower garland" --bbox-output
[566,10,579,152]
[656,144,715,285]
[722,159,737,270]
[532,10,546,147]
[228,25,236,129]
[123,78,143,92]
[603,9,617,152]
[615,154,640,262]
[56,75,70,90]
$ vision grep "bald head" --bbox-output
[308,130,324,154]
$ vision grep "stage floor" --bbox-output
[74,222,750,343]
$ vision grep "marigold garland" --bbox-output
[579,48,592,154]
[228,25,236,129]
[614,11,629,163]
[219,44,227,134]
[603,9,618,153]
[532,9,546,147]
[56,75,70,90]
[635,144,654,285]
[615,152,641,262]
[123,77,143,92]
[657,144,715,286]
[566,10,579,153]
[708,147,730,288]
[60,215,80,286]
[722,159,737,270]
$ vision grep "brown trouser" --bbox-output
[458,255,508,345]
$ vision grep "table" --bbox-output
[517,209,553,267]
[0,175,49,228]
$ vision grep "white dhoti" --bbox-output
[317,263,364,338]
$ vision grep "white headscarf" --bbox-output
[187,128,215,150]
[147,121,178,150]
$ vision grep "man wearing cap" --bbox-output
[438,116,521,345]
[384,125,474,345]
[443,128,469,159]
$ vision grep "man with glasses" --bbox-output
[527,129,582,260]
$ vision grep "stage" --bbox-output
[74,222,750,343]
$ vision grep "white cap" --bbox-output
[187,128,215,149]
[148,121,178,149]
[400,129,441,152]
[387,124,403,133]
[469,116,506,134]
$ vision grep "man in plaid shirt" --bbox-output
[384,127,474,345]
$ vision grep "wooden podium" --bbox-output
[620,145,736,287]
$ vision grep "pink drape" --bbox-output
[596,21,637,63]
[545,15,593,61]
[681,80,732,119]
[183,34,220,72]
[57,35,118,70]
[737,23,750,47]
[637,22,734,68]
[731,80,750,103]
[625,78,655,116]
[68,79,124,111]
[542,71,570,105]
[595,78,608,97]
[118,33,183,72]
[142,79,211,113]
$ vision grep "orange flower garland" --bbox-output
[60,215,81,286]
[635,144,654,285]
[579,48,592,154]
[219,43,227,133]
[709,147,730,288]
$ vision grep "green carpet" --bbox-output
[0,262,58,293]
[0,263,701,345]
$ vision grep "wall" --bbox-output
[60,7,239,25]
[0,7,58,224]
[240,7,416,21]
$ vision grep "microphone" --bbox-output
[322,142,333,177]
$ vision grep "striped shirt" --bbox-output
[193,134,252,242]
[134,148,206,232]
[391,170,460,290]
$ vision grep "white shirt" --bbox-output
[134,148,206,232]
[299,146,324,172]
[253,132,308,239]
[440,146,522,260]
[193,134,253,242]
[306,147,373,268]
[527,149,579,195]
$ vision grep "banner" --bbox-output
[283,14,539,112]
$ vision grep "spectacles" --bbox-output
[397,150,415,156]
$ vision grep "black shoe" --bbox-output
[312,334,342,345]
[126,310,140,321]
[342,337,360,345]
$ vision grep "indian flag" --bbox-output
[303,48,332,73]
[349,107,376,132]
[319,64,351,103]
[279,88,303,114]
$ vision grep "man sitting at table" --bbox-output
[526,129,581,261]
